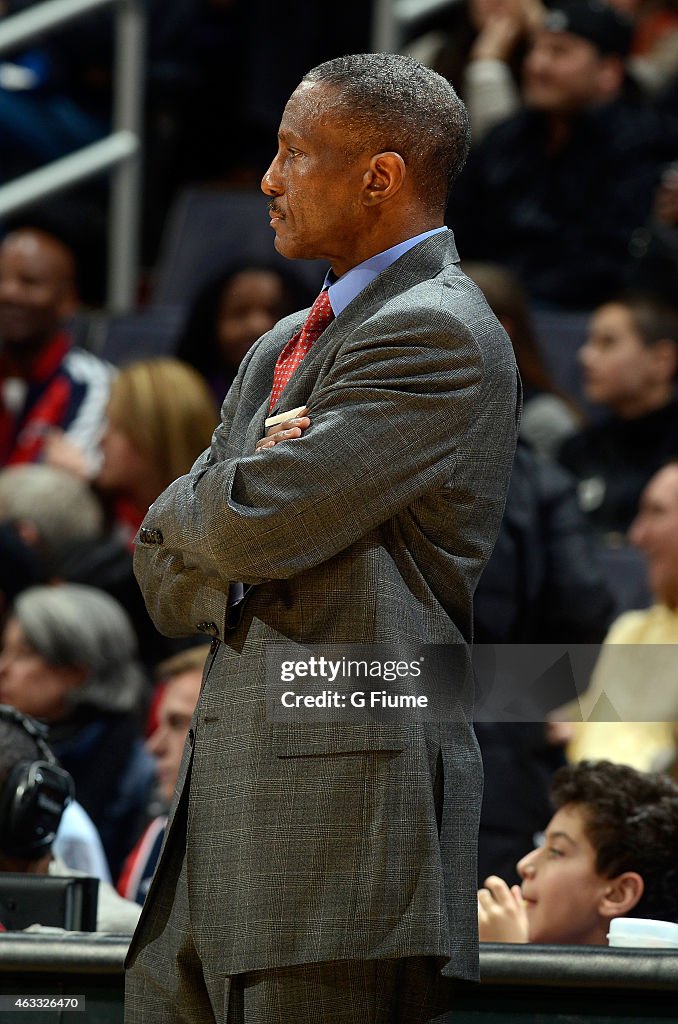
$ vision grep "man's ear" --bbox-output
[651,338,678,384]
[362,152,406,206]
[598,871,645,920]
[56,286,79,324]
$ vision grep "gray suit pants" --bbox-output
[124,787,456,1024]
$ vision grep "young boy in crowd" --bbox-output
[478,759,678,944]
[558,292,678,538]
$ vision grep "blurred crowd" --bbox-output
[1,0,678,947]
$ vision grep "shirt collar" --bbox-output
[324,227,447,317]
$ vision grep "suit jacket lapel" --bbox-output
[271,230,461,413]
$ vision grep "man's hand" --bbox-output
[477,874,529,943]
[470,0,544,61]
[255,408,310,452]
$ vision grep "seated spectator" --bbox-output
[627,459,678,630]
[0,228,113,469]
[477,759,678,943]
[118,645,208,903]
[463,261,583,457]
[0,704,140,933]
[0,464,105,572]
[174,262,313,406]
[474,441,616,643]
[405,0,543,142]
[558,292,678,538]
[45,357,218,547]
[0,583,155,880]
[448,0,678,309]
[0,461,185,674]
[561,460,678,769]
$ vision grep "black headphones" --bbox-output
[0,705,74,860]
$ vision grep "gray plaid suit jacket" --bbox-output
[130,230,519,984]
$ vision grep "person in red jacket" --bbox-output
[0,227,112,470]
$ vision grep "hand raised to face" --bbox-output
[477,874,529,943]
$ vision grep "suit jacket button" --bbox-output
[197,621,220,637]
[140,527,164,545]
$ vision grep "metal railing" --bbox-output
[0,0,145,312]
[3,934,678,1023]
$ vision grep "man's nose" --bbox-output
[146,727,166,756]
[261,154,283,197]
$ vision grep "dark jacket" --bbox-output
[449,99,678,308]
[474,442,616,643]
[558,399,678,536]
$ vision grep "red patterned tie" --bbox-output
[269,289,334,411]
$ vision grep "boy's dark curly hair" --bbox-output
[551,759,678,921]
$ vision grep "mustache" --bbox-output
[268,202,284,218]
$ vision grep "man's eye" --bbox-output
[547,847,564,858]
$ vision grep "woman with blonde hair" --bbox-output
[46,357,218,546]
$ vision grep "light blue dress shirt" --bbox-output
[325,226,447,315]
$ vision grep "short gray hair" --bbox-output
[0,466,104,563]
[12,584,146,713]
[302,52,470,213]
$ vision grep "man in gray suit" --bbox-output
[126,53,519,1023]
